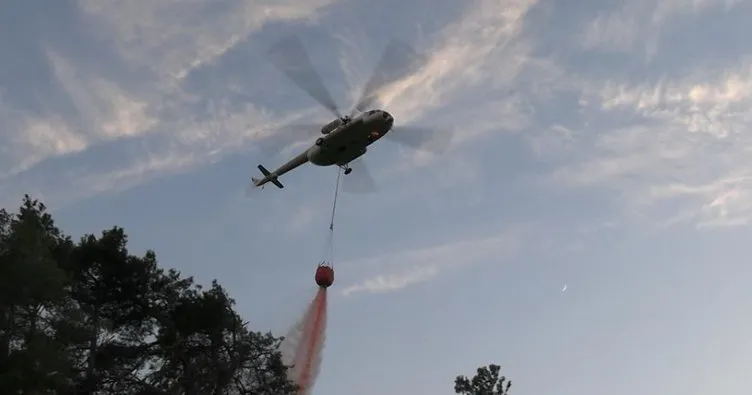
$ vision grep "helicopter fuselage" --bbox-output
[250,109,394,189]
[308,109,393,166]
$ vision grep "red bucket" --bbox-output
[315,264,334,288]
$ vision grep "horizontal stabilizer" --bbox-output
[257,165,284,189]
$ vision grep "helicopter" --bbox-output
[250,35,451,191]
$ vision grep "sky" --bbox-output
[2,0,752,394]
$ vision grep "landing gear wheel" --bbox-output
[315,137,324,146]
[344,167,352,175]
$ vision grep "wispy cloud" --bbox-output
[334,0,561,181]
[3,0,559,209]
[77,0,340,82]
[376,0,543,130]
[1,0,340,208]
[2,115,87,179]
[547,57,752,227]
[7,0,752,235]
[580,0,744,56]
[339,225,529,296]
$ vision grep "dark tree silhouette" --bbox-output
[455,364,512,395]
[0,194,297,395]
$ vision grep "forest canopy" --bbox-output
[0,195,297,394]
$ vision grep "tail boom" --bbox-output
[250,152,310,190]
[252,165,284,189]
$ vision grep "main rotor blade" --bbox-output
[253,123,322,155]
[267,35,342,118]
[342,158,377,194]
[386,126,453,155]
[350,39,425,116]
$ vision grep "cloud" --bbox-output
[332,0,548,153]
[335,221,617,297]
[47,48,159,141]
[581,2,648,54]
[580,0,745,56]
[1,115,87,179]
[1,0,560,209]
[2,0,572,214]
[547,57,752,227]
[339,225,528,296]
[526,124,578,160]
[1,0,345,207]
[47,49,158,139]
[376,0,542,126]
[77,0,340,82]
[11,0,748,234]
[329,0,561,184]
[0,49,160,183]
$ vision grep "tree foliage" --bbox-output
[454,364,512,395]
[0,195,297,395]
